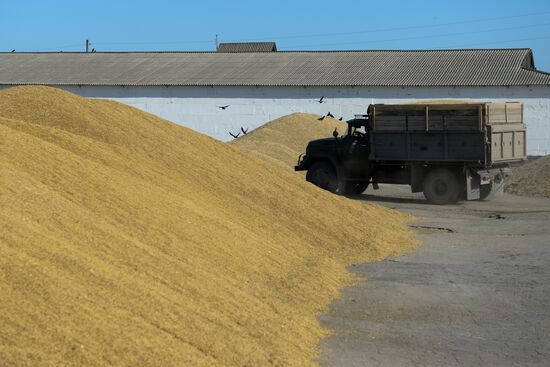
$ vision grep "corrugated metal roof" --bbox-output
[218,42,277,52]
[0,48,549,87]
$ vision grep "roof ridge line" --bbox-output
[0,48,532,54]
[521,66,550,76]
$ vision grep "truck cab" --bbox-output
[295,115,373,195]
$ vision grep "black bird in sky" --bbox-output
[229,131,241,139]
[241,127,249,135]
[326,112,334,118]
[318,115,325,121]
[91,48,96,52]
[11,49,15,52]
[338,117,343,121]
[317,96,325,103]
[218,105,230,110]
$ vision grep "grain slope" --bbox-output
[231,113,347,167]
[506,156,550,198]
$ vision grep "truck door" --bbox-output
[343,123,371,178]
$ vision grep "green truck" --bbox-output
[295,102,527,204]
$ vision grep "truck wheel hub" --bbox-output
[434,180,448,195]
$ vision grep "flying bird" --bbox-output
[318,115,325,121]
[339,117,343,121]
[317,96,325,103]
[91,48,96,52]
[218,105,230,110]
[11,49,15,52]
[240,127,248,135]
[229,131,241,139]
[326,112,334,118]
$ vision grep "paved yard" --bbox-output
[320,186,550,367]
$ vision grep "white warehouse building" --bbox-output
[1,44,549,154]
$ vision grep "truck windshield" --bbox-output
[350,125,367,137]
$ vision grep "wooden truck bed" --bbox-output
[368,102,526,165]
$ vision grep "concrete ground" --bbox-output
[320,185,550,367]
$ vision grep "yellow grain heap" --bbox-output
[231,113,347,167]
[505,156,550,198]
[0,86,415,366]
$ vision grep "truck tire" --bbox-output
[423,168,461,205]
[344,181,369,196]
[306,161,338,193]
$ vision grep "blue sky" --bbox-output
[2,0,550,70]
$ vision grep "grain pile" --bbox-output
[0,86,415,366]
[505,156,550,198]
[231,113,347,167]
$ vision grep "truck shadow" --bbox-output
[353,193,431,205]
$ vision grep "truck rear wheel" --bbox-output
[423,168,461,205]
[306,162,338,193]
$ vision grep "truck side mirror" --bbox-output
[333,128,339,138]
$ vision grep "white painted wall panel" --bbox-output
[2,84,549,155]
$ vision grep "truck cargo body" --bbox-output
[295,102,527,204]
[369,103,525,164]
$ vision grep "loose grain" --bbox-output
[505,156,550,198]
[231,113,347,168]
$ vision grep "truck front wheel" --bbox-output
[344,181,369,195]
[306,161,338,193]
[423,168,461,205]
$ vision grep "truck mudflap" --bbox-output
[465,167,511,200]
